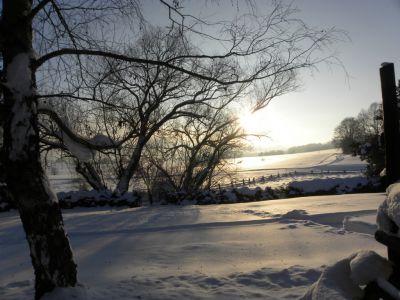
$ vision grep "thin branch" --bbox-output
[34,48,282,85]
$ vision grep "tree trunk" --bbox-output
[75,161,107,191]
[2,1,77,299]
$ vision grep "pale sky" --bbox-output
[3,1,399,151]
[239,0,400,150]
[143,0,400,150]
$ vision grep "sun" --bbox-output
[239,111,264,134]
[238,111,271,148]
[237,107,306,149]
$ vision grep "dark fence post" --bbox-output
[365,63,400,299]
[381,63,400,186]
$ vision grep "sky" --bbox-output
[141,0,400,150]
[238,0,400,150]
[2,1,399,151]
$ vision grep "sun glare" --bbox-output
[238,106,311,150]
[238,111,271,149]
[239,112,262,134]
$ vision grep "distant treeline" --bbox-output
[258,142,334,156]
[287,142,334,154]
[257,149,286,156]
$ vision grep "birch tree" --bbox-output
[0,0,342,298]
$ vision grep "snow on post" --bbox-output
[377,183,400,233]
[301,251,393,300]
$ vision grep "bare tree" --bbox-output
[38,100,110,191]
[0,0,342,298]
[357,102,382,138]
[333,117,363,154]
[144,105,245,197]
[333,103,385,176]
[40,27,247,195]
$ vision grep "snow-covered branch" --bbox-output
[37,106,135,152]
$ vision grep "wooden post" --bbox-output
[365,64,400,300]
[381,63,400,185]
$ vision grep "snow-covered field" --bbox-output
[223,149,368,191]
[231,149,364,173]
[1,149,389,299]
[47,149,366,194]
[0,193,387,299]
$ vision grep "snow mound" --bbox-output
[350,251,392,285]
[42,285,89,300]
[89,134,115,146]
[377,183,400,234]
[281,209,308,219]
[288,176,370,195]
[301,251,392,300]
[342,216,377,235]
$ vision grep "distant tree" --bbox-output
[142,105,245,198]
[355,103,384,176]
[287,142,333,154]
[333,103,384,176]
[258,150,285,156]
[333,117,363,154]
[357,103,381,138]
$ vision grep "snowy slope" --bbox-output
[231,149,365,172]
[223,149,369,193]
[0,193,386,299]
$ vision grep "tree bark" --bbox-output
[75,161,107,191]
[1,1,77,299]
[115,135,146,194]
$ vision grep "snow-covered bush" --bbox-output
[57,190,141,209]
[283,176,379,197]
[0,185,143,212]
[162,186,277,205]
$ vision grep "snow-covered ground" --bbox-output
[1,149,389,299]
[0,193,387,299]
[223,149,369,192]
[230,149,365,173]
